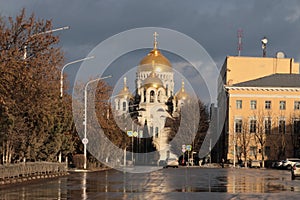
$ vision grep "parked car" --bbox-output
[250,160,261,168]
[282,158,300,170]
[158,160,167,167]
[165,158,179,168]
[272,160,284,169]
[291,163,300,180]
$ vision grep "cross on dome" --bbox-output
[153,32,159,49]
[123,77,127,87]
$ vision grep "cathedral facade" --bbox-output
[114,33,188,161]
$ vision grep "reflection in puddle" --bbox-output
[175,186,227,193]
[226,170,288,193]
[81,172,87,200]
[0,168,299,199]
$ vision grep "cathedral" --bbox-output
[114,33,189,162]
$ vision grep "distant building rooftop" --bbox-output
[233,73,300,88]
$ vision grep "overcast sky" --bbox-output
[1,0,300,102]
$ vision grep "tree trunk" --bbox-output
[261,146,265,168]
[244,153,247,167]
[8,147,12,163]
[2,141,4,164]
[4,141,13,164]
[5,141,9,163]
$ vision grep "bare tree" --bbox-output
[253,109,273,168]
[166,98,209,158]
[236,120,251,167]
[287,112,300,158]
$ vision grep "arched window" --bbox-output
[123,101,126,111]
[158,91,161,103]
[150,90,155,103]
[166,84,168,95]
[155,127,159,138]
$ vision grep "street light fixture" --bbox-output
[21,25,69,162]
[83,75,112,169]
[31,26,70,37]
[60,56,94,97]
[23,26,70,60]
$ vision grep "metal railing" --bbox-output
[0,162,67,183]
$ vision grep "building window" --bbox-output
[236,100,242,109]
[250,119,257,133]
[250,100,257,110]
[294,119,300,135]
[157,91,161,103]
[166,84,168,95]
[279,119,286,134]
[265,100,271,109]
[265,146,271,157]
[279,101,286,110]
[150,90,155,103]
[122,102,126,111]
[265,118,271,134]
[155,127,159,138]
[235,119,242,133]
[294,101,300,110]
[250,146,257,157]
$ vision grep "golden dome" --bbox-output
[118,77,133,99]
[139,49,172,72]
[175,80,189,100]
[138,32,172,73]
[142,71,164,89]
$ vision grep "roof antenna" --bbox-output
[237,29,243,56]
[261,36,268,57]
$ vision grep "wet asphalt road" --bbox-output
[1,167,300,199]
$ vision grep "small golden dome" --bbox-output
[142,71,164,89]
[138,32,172,73]
[175,80,189,100]
[118,77,133,99]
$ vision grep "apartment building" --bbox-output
[217,56,300,166]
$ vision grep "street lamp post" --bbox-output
[31,26,70,37]
[21,26,69,163]
[60,56,94,97]
[233,131,236,168]
[23,26,70,60]
[131,122,134,163]
[83,75,112,170]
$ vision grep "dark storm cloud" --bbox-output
[1,0,300,85]
[1,0,300,61]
